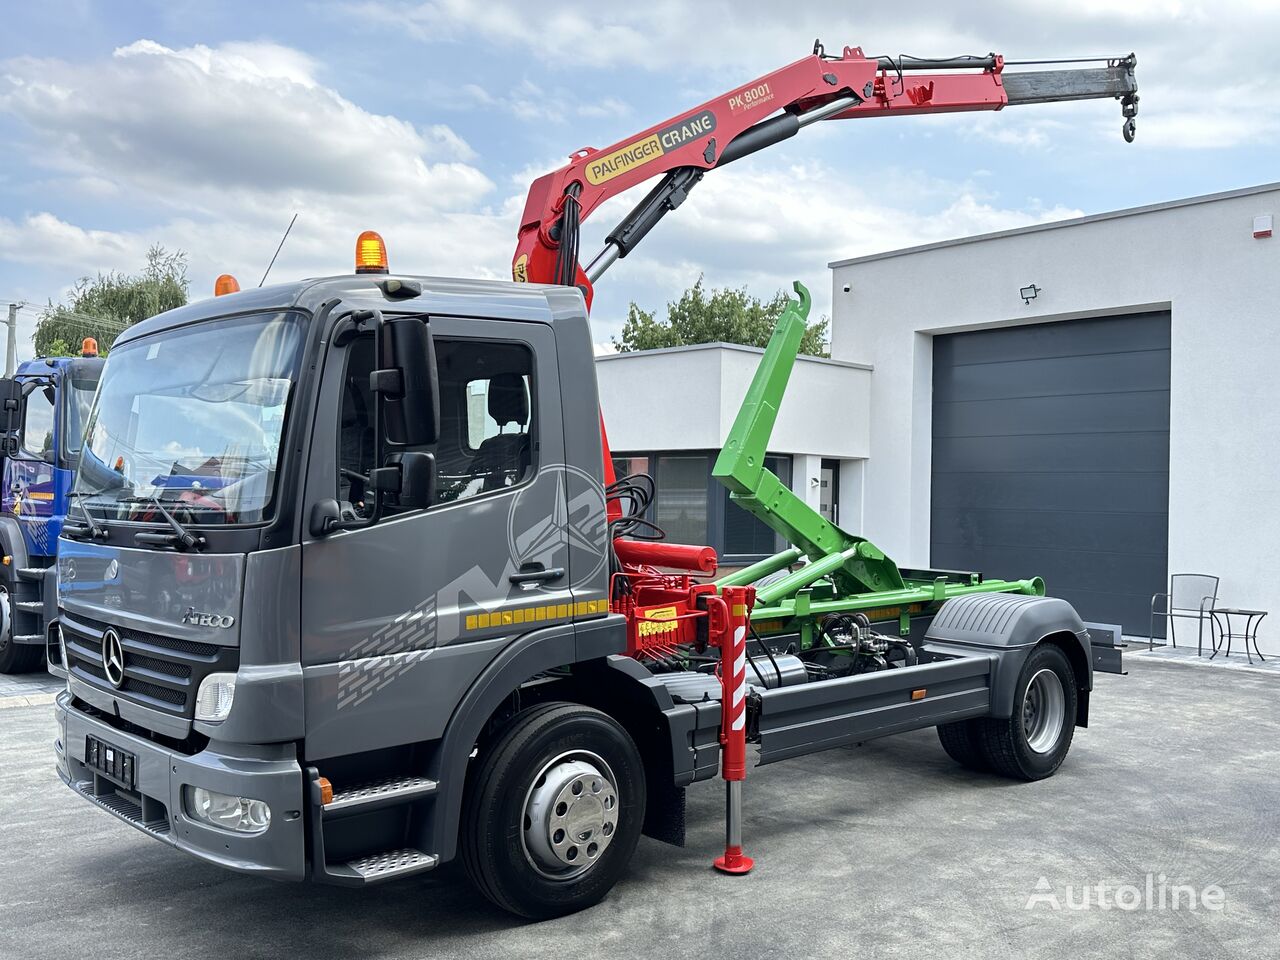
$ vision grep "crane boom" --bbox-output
[514,44,1137,300]
[511,40,1138,494]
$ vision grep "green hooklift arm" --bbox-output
[711,281,906,596]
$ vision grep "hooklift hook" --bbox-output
[792,280,812,315]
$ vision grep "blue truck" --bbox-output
[0,343,103,673]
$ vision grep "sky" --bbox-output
[2,0,1278,358]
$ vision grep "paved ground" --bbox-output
[0,667,61,708]
[1,656,1277,960]
[1138,644,1279,674]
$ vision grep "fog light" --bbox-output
[184,786,271,834]
[194,672,236,722]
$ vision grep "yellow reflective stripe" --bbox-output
[462,598,610,632]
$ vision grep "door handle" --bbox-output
[509,565,566,585]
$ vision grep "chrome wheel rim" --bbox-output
[522,750,619,881]
[1023,668,1066,754]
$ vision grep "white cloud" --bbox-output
[0,37,514,359]
[0,213,137,273]
[351,0,1280,153]
[0,39,491,206]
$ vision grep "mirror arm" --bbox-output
[313,306,394,536]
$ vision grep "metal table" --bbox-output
[1209,608,1268,664]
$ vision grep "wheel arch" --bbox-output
[431,616,647,861]
[0,516,30,571]
[431,615,707,861]
[925,593,1094,726]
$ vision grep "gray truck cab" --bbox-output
[54,274,640,895]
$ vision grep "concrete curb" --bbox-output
[0,693,57,710]
[1130,648,1279,677]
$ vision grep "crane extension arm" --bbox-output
[512,41,1136,529]
[513,43,1138,304]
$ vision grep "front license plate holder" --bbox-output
[85,735,136,790]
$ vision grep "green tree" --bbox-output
[34,245,189,356]
[613,276,829,357]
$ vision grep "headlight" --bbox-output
[184,786,271,834]
[194,672,236,722]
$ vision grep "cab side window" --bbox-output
[20,385,55,462]
[337,335,535,510]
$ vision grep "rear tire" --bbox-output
[0,584,40,674]
[937,719,990,771]
[976,644,1077,781]
[460,702,646,919]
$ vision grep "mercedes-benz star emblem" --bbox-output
[101,628,125,688]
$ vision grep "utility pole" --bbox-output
[5,303,17,378]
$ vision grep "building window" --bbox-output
[611,449,793,563]
[655,454,709,546]
[723,454,791,558]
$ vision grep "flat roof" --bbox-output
[593,339,872,371]
[828,180,1280,269]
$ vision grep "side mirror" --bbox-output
[374,316,440,447]
[310,453,436,537]
[385,451,436,510]
[0,378,20,440]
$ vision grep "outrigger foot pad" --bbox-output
[713,848,755,874]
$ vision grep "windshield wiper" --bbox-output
[127,496,206,552]
[63,492,110,542]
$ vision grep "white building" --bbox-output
[595,342,871,564]
[597,182,1280,652]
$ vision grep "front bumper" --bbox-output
[55,691,307,880]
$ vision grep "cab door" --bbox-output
[2,379,58,555]
[299,314,574,759]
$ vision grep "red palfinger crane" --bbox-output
[513,42,1138,491]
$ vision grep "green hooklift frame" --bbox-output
[711,281,1044,645]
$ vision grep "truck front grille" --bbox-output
[62,615,238,719]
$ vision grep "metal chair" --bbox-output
[1149,574,1220,655]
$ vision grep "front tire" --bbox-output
[977,644,1078,781]
[460,702,646,919]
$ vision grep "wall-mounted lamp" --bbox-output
[810,476,821,487]
[1019,283,1041,305]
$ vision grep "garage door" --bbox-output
[931,312,1170,635]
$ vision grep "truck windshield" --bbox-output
[72,312,305,525]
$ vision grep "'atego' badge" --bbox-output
[181,607,236,629]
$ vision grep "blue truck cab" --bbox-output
[0,349,103,673]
